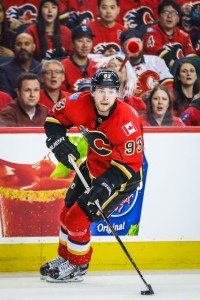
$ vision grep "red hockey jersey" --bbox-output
[181,98,200,126]
[4,1,67,21]
[4,1,39,23]
[87,19,126,54]
[61,57,97,93]
[46,92,143,178]
[59,0,98,22]
[120,0,159,28]
[143,24,197,65]
[0,92,13,111]
[26,24,73,59]
[39,89,71,111]
[131,55,174,97]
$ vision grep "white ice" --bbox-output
[0,270,200,300]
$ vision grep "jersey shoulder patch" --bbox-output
[69,92,81,100]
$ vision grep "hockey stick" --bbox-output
[68,155,154,295]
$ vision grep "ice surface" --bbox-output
[0,270,200,300]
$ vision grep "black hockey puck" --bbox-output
[141,284,154,295]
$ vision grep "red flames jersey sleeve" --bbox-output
[46,92,143,178]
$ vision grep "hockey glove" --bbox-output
[46,135,80,169]
[78,177,114,221]
[79,177,113,206]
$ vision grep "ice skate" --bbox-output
[40,256,67,280]
[46,260,89,283]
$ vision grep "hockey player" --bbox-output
[41,69,144,282]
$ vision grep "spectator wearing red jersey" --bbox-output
[94,53,146,114]
[62,25,96,93]
[26,0,73,61]
[0,73,48,127]
[0,91,13,110]
[87,0,126,55]
[120,28,174,102]
[181,94,200,126]
[3,0,38,33]
[140,85,184,126]
[40,59,70,111]
[173,60,200,116]
[143,0,197,70]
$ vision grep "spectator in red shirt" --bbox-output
[40,59,70,111]
[140,85,184,126]
[26,0,73,61]
[143,0,197,69]
[120,28,174,101]
[87,0,126,55]
[62,25,96,93]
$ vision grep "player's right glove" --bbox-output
[46,134,80,169]
[78,177,114,221]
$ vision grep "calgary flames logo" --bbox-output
[94,43,121,54]
[135,70,160,96]
[124,7,155,29]
[6,4,37,22]
[79,125,112,156]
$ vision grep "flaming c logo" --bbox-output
[79,126,112,156]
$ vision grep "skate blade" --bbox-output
[46,275,84,283]
[40,275,48,281]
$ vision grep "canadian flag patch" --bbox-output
[122,121,137,136]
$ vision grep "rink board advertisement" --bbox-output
[0,131,147,240]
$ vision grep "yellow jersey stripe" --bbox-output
[45,116,62,124]
[59,238,67,247]
[111,160,132,179]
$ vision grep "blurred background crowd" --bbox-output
[0,0,199,127]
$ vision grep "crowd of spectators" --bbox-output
[0,0,199,127]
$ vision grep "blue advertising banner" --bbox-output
[90,154,148,236]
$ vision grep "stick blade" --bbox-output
[141,284,154,295]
